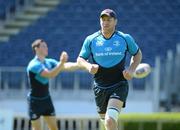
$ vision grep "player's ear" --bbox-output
[114,19,117,26]
[34,46,39,53]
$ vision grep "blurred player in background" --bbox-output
[77,9,142,130]
[27,39,80,130]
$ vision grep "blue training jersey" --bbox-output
[27,56,58,98]
[79,31,139,87]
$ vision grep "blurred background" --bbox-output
[0,0,179,130]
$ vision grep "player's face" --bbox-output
[100,16,117,33]
[38,41,48,57]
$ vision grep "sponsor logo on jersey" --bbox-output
[113,41,120,46]
[104,47,112,51]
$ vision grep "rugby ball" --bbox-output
[133,63,151,78]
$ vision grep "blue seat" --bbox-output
[78,71,93,89]
[59,72,75,89]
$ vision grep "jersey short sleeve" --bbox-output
[79,36,91,60]
[124,34,139,55]
[27,60,45,75]
[47,58,58,68]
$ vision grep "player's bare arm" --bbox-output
[61,62,84,71]
[123,49,142,80]
[77,57,99,74]
[129,49,142,71]
[41,51,68,78]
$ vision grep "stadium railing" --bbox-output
[0,44,179,111]
[0,67,153,99]
[13,113,180,130]
[13,114,100,130]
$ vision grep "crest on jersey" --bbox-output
[96,41,104,46]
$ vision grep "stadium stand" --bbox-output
[0,0,179,114]
[0,0,15,20]
[0,0,179,67]
[0,0,28,20]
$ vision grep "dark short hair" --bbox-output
[100,9,117,19]
[31,39,44,52]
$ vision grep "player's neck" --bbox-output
[101,29,115,39]
[36,54,45,62]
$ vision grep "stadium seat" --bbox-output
[0,0,180,90]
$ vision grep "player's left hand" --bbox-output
[123,69,134,80]
[60,51,68,63]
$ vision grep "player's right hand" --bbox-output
[123,69,134,80]
[60,51,68,63]
[88,64,99,74]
